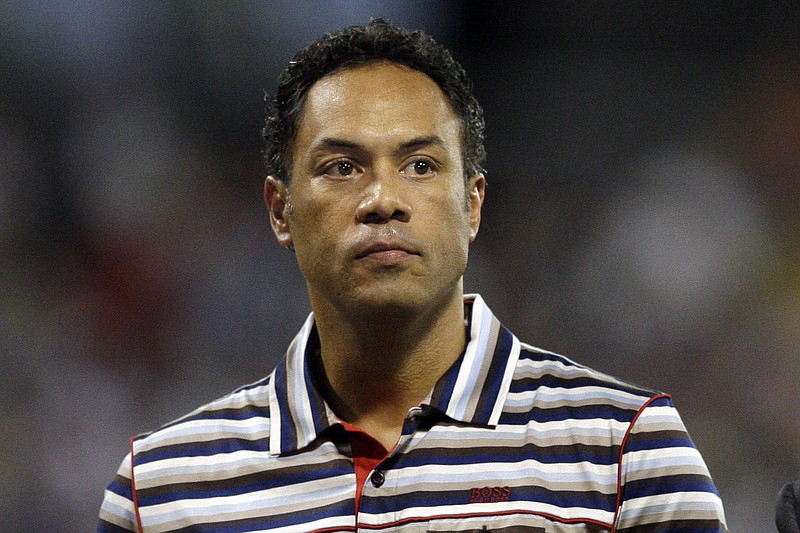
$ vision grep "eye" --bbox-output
[323,160,358,178]
[402,159,436,177]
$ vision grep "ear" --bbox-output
[264,176,293,248]
[467,172,486,242]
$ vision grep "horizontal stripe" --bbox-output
[499,404,645,425]
[140,416,272,444]
[97,294,727,532]
[157,500,356,533]
[507,385,658,408]
[616,492,727,528]
[357,501,616,527]
[622,446,709,474]
[359,486,617,517]
[139,479,355,527]
[616,518,726,533]
[399,441,623,466]
[385,460,619,489]
[420,419,632,443]
[136,460,354,505]
[134,443,346,484]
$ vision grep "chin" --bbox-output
[345,281,461,320]
[350,291,420,316]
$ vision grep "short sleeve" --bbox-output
[97,452,139,533]
[614,396,728,532]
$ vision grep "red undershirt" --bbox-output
[340,421,391,516]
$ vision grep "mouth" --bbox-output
[355,239,420,263]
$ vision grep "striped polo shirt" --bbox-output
[98,294,727,532]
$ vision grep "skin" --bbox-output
[265,62,485,449]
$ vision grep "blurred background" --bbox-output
[1,1,798,531]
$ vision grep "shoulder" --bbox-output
[131,374,274,459]
[99,375,277,528]
[506,342,668,423]
[515,343,662,397]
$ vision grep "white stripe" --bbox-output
[267,367,281,456]
[623,446,707,472]
[142,416,270,443]
[635,404,680,420]
[507,385,650,407]
[421,419,632,443]
[135,444,342,482]
[617,491,726,521]
[358,500,615,526]
[99,490,138,522]
[449,295,492,420]
[290,313,317,446]
[392,459,619,487]
[140,475,353,526]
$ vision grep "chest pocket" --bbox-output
[424,515,608,532]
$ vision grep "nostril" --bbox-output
[391,209,410,223]
[360,209,408,225]
[363,211,386,224]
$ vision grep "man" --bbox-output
[98,20,727,532]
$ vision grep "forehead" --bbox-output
[294,62,461,153]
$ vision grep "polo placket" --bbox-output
[355,405,434,530]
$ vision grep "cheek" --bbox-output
[290,194,347,237]
[440,191,473,241]
[432,202,472,262]
[288,199,353,269]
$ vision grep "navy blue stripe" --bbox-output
[499,404,642,425]
[230,376,272,395]
[303,325,330,437]
[516,350,660,398]
[361,485,617,514]
[509,374,655,398]
[135,437,271,466]
[104,477,132,499]
[623,474,721,500]
[472,325,514,424]
[429,351,463,414]
[626,435,696,453]
[398,441,621,467]
[644,395,674,408]
[161,407,270,427]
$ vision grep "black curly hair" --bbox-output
[263,19,485,183]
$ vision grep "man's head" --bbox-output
[263,19,485,184]
[263,22,486,322]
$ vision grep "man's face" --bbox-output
[266,62,484,320]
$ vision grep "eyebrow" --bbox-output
[399,135,445,151]
[314,138,362,152]
[312,135,446,154]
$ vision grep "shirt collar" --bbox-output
[268,294,520,456]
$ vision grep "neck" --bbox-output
[311,290,467,449]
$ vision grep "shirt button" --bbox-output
[370,471,385,488]
[407,406,424,418]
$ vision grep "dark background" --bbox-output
[2,2,798,531]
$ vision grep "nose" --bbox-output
[355,168,412,225]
